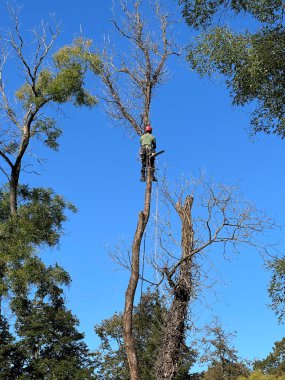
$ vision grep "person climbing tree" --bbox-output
[140,125,157,182]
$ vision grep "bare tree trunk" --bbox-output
[99,4,178,378]
[123,168,153,380]
[9,164,20,216]
[155,196,194,380]
[8,121,32,216]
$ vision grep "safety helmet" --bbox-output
[145,125,152,133]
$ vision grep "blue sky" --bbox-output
[1,0,284,369]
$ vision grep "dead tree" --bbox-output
[100,0,177,135]
[155,195,194,379]
[98,2,177,379]
[154,177,275,380]
[123,169,153,379]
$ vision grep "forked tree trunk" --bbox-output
[155,196,194,380]
[123,167,153,380]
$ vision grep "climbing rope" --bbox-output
[154,183,159,283]
[139,231,146,312]
[138,231,146,344]
[138,181,160,322]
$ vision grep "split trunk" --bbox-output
[155,196,194,380]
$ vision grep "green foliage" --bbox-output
[179,0,284,29]
[180,0,230,29]
[94,290,164,380]
[181,0,285,137]
[42,37,100,108]
[94,312,129,380]
[0,184,95,378]
[200,323,250,380]
[94,289,197,379]
[15,63,96,112]
[53,37,102,75]
[8,186,76,247]
[15,37,101,111]
[268,258,285,323]
[45,65,95,106]
[0,315,24,379]
[202,363,250,380]
[254,338,285,376]
[0,18,101,378]
[0,185,95,378]
[0,185,75,298]
[238,370,285,379]
[12,294,96,379]
[175,350,200,380]
[32,117,62,150]
[11,258,70,301]
[11,35,101,162]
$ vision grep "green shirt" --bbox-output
[140,133,156,148]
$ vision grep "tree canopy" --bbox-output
[94,290,197,380]
[0,8,100,378]
[268,258,285,324]
[180,0,285,137]
[254,338,285,376]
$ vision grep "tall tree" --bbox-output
[0,7,101,215]
[0,314,24,379]
[155,195,195,380]
[0,186,96,378]
[153,177,275,380]
[64,1,177,378]
[65,3,277,379]
[99,1,177,134]
[12,270,95,379]
[200,322,249,380]
[254,337,285,376]
[98,3,177,377]
[179,0,285,138]
[0,8,101,377]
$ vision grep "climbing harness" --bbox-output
[140,148,165,182]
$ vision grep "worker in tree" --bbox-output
[140,125,157,182]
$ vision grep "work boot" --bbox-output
[151,169,157,182]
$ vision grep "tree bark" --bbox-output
[9,164,21,216]
[8,121,31,216]
[155,196,194,380]
[123,168,153,380]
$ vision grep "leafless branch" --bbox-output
[100,0,179,136]
[0,166,10,182]
[7,7,60,97]
[159,175,277,282]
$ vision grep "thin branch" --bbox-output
[0,151,13,169]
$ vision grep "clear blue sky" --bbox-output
[1,0,284,369]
